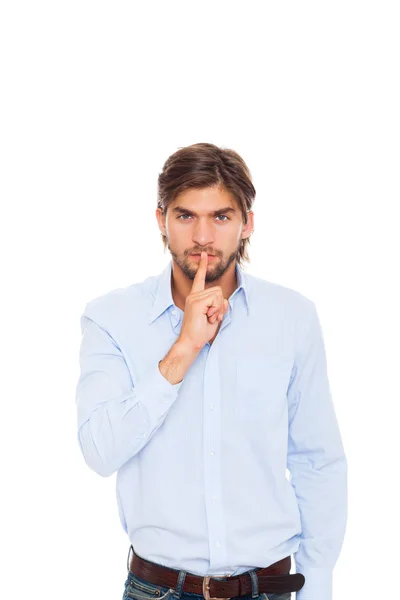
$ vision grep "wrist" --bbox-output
[175,337,202,355]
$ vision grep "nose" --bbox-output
[192,221,215,247]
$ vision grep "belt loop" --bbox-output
[172,570,187,599]
[127,544,133,572]
[248,569,259,598]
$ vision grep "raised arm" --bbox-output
[75,313,190,477]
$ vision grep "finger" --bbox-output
[191,250,209,294]
[210,304,225,323]
[208,298,228,319]
[214,301,228,322]
[212,312,223,324]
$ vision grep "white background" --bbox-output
[1,1,399,599]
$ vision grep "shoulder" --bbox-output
[80,273,157,332]
[245,271,316,318]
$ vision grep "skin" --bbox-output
[155,185,254,322]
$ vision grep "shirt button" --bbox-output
[210,404,215,410]
[210,450,215,456]
[216,541,220,548]
[171,309,176,315]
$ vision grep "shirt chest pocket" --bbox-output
[235,355,293,421]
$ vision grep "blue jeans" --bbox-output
[122,550,292,600]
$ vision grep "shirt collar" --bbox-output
[148,258,250,325]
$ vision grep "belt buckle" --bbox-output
[202,573,232,600]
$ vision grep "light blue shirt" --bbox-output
[75,259,347,600]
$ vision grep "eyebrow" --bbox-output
[172,206,236,216]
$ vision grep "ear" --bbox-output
[155,207,167,233]
[242,210,254,239]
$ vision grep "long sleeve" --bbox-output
[286,301,348,600]
[75,313,183,477]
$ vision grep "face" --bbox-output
[156,185,254,284]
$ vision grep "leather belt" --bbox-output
[129,550,305,598]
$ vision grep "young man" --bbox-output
[76,143,347,600]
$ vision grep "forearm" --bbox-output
[291,452,348,600]
[77,357,186,477]
[158,339,200,384]
[76,317,189,478]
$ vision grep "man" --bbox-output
[76,143,347,600]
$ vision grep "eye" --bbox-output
[177,214,230,221]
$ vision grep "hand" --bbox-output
[178,251,229,351]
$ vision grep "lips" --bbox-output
[190,254,217,259]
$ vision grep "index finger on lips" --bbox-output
[191,251,208,294]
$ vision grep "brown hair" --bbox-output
[157,142,256,268]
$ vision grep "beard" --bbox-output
[167,242,239,284]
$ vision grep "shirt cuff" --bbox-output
[135,359,184,423]
[294,566,332,600]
